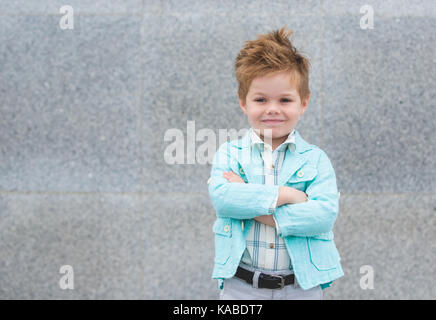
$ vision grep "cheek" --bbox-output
[247,109,263,120]
[285,109,301,119]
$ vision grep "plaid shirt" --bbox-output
[240,127,296,272]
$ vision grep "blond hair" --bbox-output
[234,26,311,105]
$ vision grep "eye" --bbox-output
[254,98,292,103]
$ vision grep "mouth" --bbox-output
[261,120,284,125]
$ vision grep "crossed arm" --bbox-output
[209,144,339,237]
[222,171,308,227]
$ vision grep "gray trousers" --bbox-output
[219,267,323,300]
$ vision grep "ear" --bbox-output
[239,97,247,115]
[299,93,310,116]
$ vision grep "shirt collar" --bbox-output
[249,127,296,153]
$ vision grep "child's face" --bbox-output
[239,71,309,147]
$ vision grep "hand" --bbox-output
[287,187,308,204]
[223,171,246,183]
[253,215,276,227]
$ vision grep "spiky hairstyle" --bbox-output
[234,26,311,105]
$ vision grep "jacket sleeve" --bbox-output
[272,150,339,237]
[208,142,280,220]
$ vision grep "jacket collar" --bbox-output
[249,127,296,153]
[230,127,314,185]
[231,127,313,154]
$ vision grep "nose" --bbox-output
[265,102,281,114]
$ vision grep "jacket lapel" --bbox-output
[238,134,264,184]
[232,128,314,186]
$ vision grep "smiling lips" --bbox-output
[262,119,284,124]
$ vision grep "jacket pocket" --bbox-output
[213,218,232,264]
[307,236,340,271]
[285,165,318,191]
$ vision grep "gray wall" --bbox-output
[0,1,435,299]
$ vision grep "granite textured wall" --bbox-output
[0,1,435,299]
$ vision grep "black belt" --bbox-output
[235,266,295,289]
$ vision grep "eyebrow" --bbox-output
[253,92,295,97]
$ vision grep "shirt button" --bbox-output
[269,243,275,249]
[239,167,244,175]
[224,225,230,233]
[297,170,304,178]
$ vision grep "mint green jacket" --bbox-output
[208,129,344,290]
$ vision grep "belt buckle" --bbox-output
[274,275,285,289]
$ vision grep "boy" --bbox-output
[208,26,343,300]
